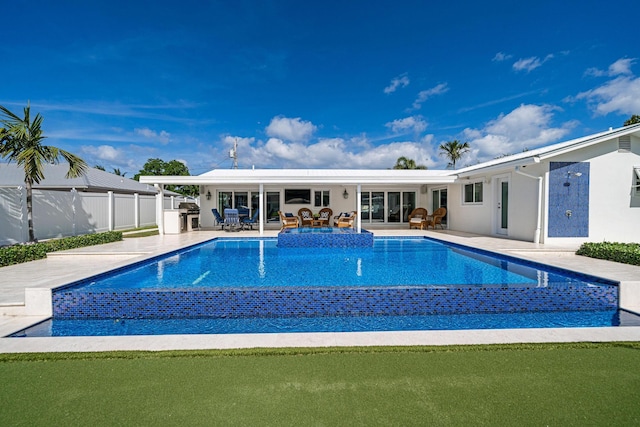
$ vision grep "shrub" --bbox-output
[42,231,123,253]
[0,244,49,267]
[576,241,640,266]
[0,231,123,268]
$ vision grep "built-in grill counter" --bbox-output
[163,202,200,234]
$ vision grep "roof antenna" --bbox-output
[229,138,238,169]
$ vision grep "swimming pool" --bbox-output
[8,237,628,337]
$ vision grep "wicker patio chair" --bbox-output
[298,207,314,227]
[336,211,356,228]
[317,207,333,227]
[426,207,447,229]
[408,208,428,230]
[278,211,299,230]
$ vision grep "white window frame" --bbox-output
[463,181,483,204]
[633,167,640,196]
[313,190,330,207]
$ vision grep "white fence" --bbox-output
[0,187,188,245]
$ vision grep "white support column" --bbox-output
[107,190,115,231]
[134,192,140,229]
[155,184,164,234]
[71,188,77,236]
[18,186,28,243]
[259,183,264,235]
[356,184,362,233]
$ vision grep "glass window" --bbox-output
[360,192,370,222]
[265,192,280,222]
[371,192,384,222]
[463,182,483,204]
[218,191,232,210]
[402,192,416,222]
[634,167,640,196]
[388,192,401,222]
[314,190,330,207]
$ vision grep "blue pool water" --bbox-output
[12,309,640,337]
[61,238,608,291]
[8,237,629,338]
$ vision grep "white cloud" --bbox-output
[585,58,636,77]
[216,133,438,170]
[412,83,449,110]
[573,75,640,116]
[134,127,171,144]
[572,59,640,116]
[81,144,122,161]
[265,116,317,143]
[492,52,512,62]
[385,116,427,134]
[461,104,575,164]
[384,74,410,94]
[512,54,553,72]
[609,58,635,75]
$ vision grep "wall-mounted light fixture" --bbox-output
[343,189,349,199]
[206,190,212,200]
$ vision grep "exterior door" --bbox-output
[432,188,448,226]
[497,178,508,235]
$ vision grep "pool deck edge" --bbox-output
[1,327,640,353]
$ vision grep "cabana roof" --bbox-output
[0,163,177,195]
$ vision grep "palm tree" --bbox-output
[439,140,470,169]
[0,103,87,242]
[112,168,126,177]
[393,156,427,170]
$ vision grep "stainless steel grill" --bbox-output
[178,202,200,215]
[178,202,200,231]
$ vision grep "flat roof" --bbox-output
[140,168,457,185]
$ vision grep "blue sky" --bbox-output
[2,0,638,175]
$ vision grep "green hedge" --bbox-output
[576,241,640,266]
[0,231,123,268]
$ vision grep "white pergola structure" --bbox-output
[140,169,456,235]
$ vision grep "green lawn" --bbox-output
[1,343,639,426]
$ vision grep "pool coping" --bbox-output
[2,229,640,352]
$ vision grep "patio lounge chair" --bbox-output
[318,207,333,227]
[336,211,356,228]
[211,208,225,230]
[298,207,314,227]
[223,208,242,231]
[242,209,260,230]
[408,208,428,230]
[426,207,447,229]
[279,211,299,230]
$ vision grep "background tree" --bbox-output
[392,156,427,170]
[623,115,640,126]
[1,103,87,242]
[94,165,105,171]
[112,168,126,177]
[439,140,470,169]
[134,158,198,196]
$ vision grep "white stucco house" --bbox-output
[140,123,640,244]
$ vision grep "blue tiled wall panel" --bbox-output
[548,161,590,237]
[53,285,618,319]
[278,228,374,248]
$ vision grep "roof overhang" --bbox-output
[139,169,457,186]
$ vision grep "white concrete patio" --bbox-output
[1,228,639,353]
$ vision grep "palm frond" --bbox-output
[60,149,88,178]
